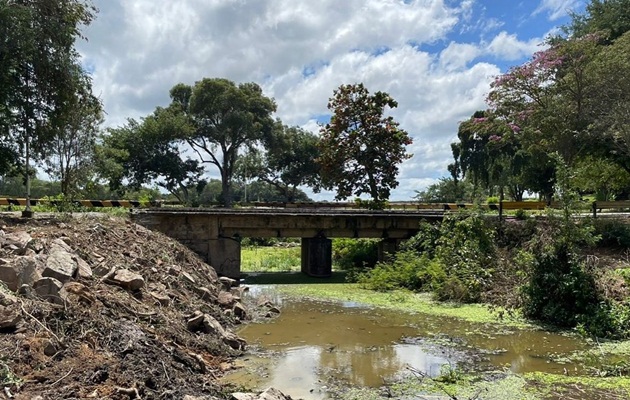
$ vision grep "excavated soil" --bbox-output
[0,213,252,400]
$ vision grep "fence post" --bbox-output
[592,201,597,219]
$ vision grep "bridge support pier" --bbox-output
[378,238,402,262]
[208,238,241,279]
[301,237,332,278]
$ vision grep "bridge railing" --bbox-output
[3,197,626,217]
[0,198,161,208]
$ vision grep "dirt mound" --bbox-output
[0,214,250,400]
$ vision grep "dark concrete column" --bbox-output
[208,238,241,279]
[301,237,332,278]
[378,238,401,262]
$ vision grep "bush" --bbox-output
[332,238,379,274]
[357,253,445,292]
[593,219,630,248]
[359,211,497,303]
[433,211,496,302]
[521,239,601,328]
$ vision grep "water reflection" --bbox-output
[225,286,592,399]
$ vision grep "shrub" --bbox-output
[359,211,497,303]
[332,238,379,273]
[357,252,445,292]
[433,211,496,302]
[593,219,630,248]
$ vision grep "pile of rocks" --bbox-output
[0,215,287,399]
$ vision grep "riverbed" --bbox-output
[222,284,630,399]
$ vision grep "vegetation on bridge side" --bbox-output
[354,207,630,339]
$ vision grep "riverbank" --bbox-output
[234,276,630,399]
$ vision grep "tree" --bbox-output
[239,122,320,202]
[567,0,630,41]
[97,117,204,204]
[584,31,630,173]
[318,83,412,207]
[413,177,475,203]
[44,70,102,198]
[0,0,97,210]
[165,78,277,207]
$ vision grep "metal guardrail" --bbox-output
[0,198,159,208]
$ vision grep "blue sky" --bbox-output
[77,0,586,200]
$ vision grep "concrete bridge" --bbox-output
[130,208,443,279]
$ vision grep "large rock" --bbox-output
[231,394,257,400]
[49,238,72,253]
[219,277,237,291]
[33,277,64,305]
[0,304,21,330]
[0,256,43,292]
[231,388,292,400]
[76,256,93,279]
[218,291,237,307]
[3,231,32,255]
[259,387,293,400]
[111,269,145,291]
[42,250,78,283]
[186,311,246,350]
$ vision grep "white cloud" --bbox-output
[533,0,581,21]
[486,31,544,60]
[77,0,560,200]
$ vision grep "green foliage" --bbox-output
[432,212,496,302]
[353,198,388,210]
[240,246,301,273]
[238,123,321,202]
[97,118,203,204]
[358,253,445,292]
[413,177,477,203]
[167,78,277,207]
[332,238,379,275]
[519,156,630,338]
[318,83,412,203]
[520,239,601,328]
[0,0,99,197]
[359,212,495,303]
[593,219,630,248]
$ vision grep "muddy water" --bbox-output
[224,286,591,399]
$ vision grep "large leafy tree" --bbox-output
[0,0,97,207]
[318,83,412,206]
[238,123,320,202]
[97,117,204,204]
[44,69,102,198]
[165,78,277,207]
[584,31,630,173]
[449,111,529,201]
[568,0,630,41]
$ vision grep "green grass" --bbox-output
[240,246,301,272]
[271,282,532,327]
[242,271,348,284]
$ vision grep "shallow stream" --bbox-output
[223,285,594,399]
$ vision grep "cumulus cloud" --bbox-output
[485,31,544,60]
[77,0,560,200]
[533,0,581,21]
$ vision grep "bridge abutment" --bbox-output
[208,238,241,279]
[301,237,333,278]
[378,238,402,262]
